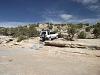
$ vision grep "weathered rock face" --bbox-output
[0,41,2,44]
[38,24,48,31]
[13,43,19,45]
[95,46,100,50]
[76,45,86,49]
[70,44,76,48]
[44,40,100,50]
[86,32,94,39]
[6,39,14,43]
[88,46,100,50]
[45,41,66,47]
[0,36,14,44]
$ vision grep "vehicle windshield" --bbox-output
[41,32,46,35]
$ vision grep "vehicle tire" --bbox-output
[56,36,58,39]
[41,38,44,42]
[49,37,52,40]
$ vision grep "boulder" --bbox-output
[70,44,76,48]
[0,41,2,44]
[6,39,13,43]
[45,41,66,47]
[65,44,70,48]
[77,45,86,48]
[88,46,100,50]
[13,43,19,45]
[76,44,86,48]
[95,46,100,50]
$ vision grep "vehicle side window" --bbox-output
[48,31,50,35]
[50,32,55,34]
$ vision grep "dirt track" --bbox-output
[0,47,100,75]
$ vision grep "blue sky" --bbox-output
[0,0,100,26]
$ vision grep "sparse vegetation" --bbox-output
[17,35,27,42]
[0,24,39,42]
[85,27,91,32]
[28,25,39,37]
[47,23,53,30]
[67,25,76,41]
[0,22,100,42]
[58,32,62,38]
[93,28,100,38]
[78,31,86,39]
[93,22,100,38]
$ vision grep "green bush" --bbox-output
[67,26,76,41]
[47,25,53,30]
[28,25,39,37]
[67,27,76,35]
[78,31,86,39]
[85,27,91,32]
[92,23,100,38]
[77,23,83,29]
[93,27,100,38]
[17,35,27,42]
[58,32,63,38]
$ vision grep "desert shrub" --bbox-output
[17,35,27,42]
[53,29,59,33]
[1,28,9,36]
[11,26,28,37]
[78,31,86,39]
[85,27,91,32]
[67,27,76,35]
[77,23,83,29]
[11,25,39,38]
[84,23,89,26]
[58,32,63,38]
[92,23,100,38]
[67,26,76,41]
[47,25,53,30]
[93,27,100,38]
[66,25,77,41]
[28,25,39,37]
[57,25,61,31]
[95,22,100,28]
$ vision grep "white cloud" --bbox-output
[73,0,100,12]
[0,22,33,27]
[42,9,100,24]
[43,17,63,24]
[73,0,98,4]
[88,5,100,11]
[63,18,100,24]
[79,18,100,23]
[60,14,73,20]
[89,5,99,9]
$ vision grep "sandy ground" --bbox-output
[0,36,100,75]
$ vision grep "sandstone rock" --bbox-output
[70,44,76,48]
[88,46,100,50]
[45,41,66,47]
[76,44,86,48]
[77,46,86,48]
[95,46,100,50]
[6,39,13,43]
[13,43,19,45]
[96,55,100,57]
[0,41,2,44]
[65,44,70,47]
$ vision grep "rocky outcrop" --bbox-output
[45,41,100,50]
[6,39,14,43]
[88,46,100,50]
[45,41,66,47]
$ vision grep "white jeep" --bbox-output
[40,30,58,41]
